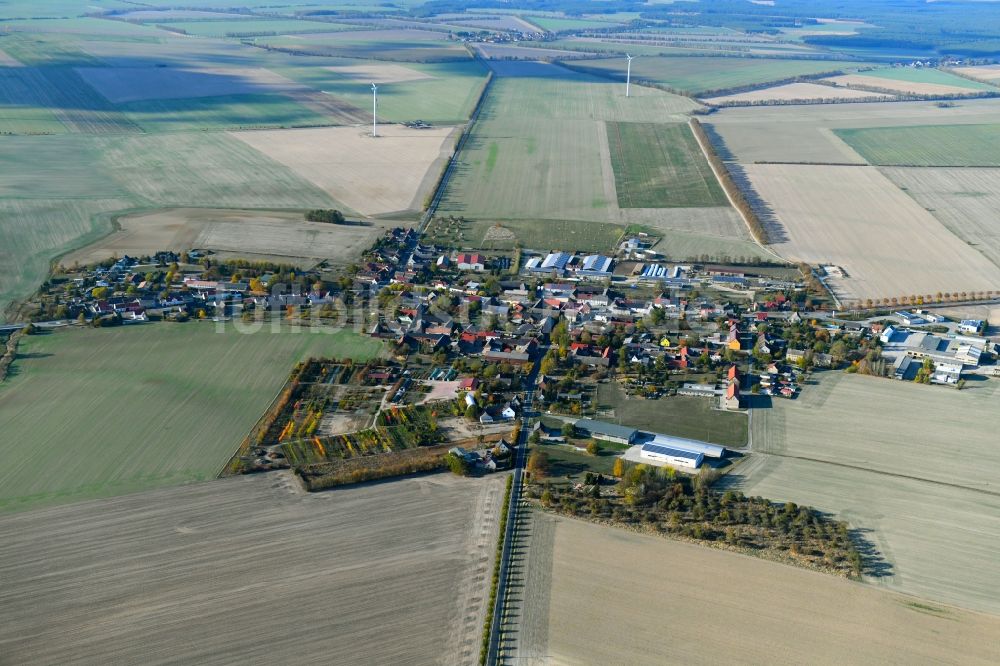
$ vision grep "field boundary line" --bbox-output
[420,61,495,232]
[756,451,1000,498]
[688,118,782,260]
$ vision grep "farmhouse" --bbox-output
[456,253,486,272]
[574,419,639,445]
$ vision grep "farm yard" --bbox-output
[0,472,504,665]
[231,124,458,216]
[738,373,1000,616]
[562,55,867,96]
[512,514,1000,665]
[836,123,1000,166]
[0,324,382,512]
[881,167,1000,269]
[742,163,1000,303]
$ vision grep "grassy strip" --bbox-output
[481,474,514,665]
[690,118,769,244]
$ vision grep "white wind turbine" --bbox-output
[625,53,634,97]
[371,82,378,137]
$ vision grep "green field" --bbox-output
[153,19,357,37]
[527,16,623,32]
[607,121,727,208]
[859,66,996,91]
[566,56,866,95]
[120,93,336,132]
[438,74,697,224]
[0,324,382,512]
[597,382,748,447]
[0,131,340,316]
[836,123,1000,166]
[279,58,490,124]
[259,33,470,62]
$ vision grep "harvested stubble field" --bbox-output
[606,121,728,208]
[836,123,1000,167]
[742,163,1000,302]
[563,55,866,96]
[0,472,504,665]
[231,124,458,216]
[703,81,895,104]
[513,514,1000,665]
[0,325,382,512]
[63,208,396,267]
[882,167,1000,270]
[706,98,1000,164]
[829,67,995,92]
[952,64,1000,83]
[824,73,988,97]
[740,373,1000,615]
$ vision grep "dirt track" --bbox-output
[0,473,504,665]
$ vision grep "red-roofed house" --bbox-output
[456,253,486,272]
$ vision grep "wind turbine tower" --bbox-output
[371,82,378,137]
[625,54,633,97]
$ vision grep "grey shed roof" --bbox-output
[575,418,638,440]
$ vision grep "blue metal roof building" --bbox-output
[640,442,704,469]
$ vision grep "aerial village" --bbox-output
[15,224,997,479]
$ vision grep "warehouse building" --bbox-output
[639,442,704,469]
[648,433,726,458]
[573,418,638,445]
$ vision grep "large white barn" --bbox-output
[640,442,704,469]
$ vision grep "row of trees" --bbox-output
[690,118,769,244]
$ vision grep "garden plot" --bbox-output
[882,167,1000,269]
[740,373,1000,616]
[0,472,504,665]
[704,82,894,104]
[514,514,1000,664]
[76,66,306,104]
[231,125,457,216]
[744,163,1000,303]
